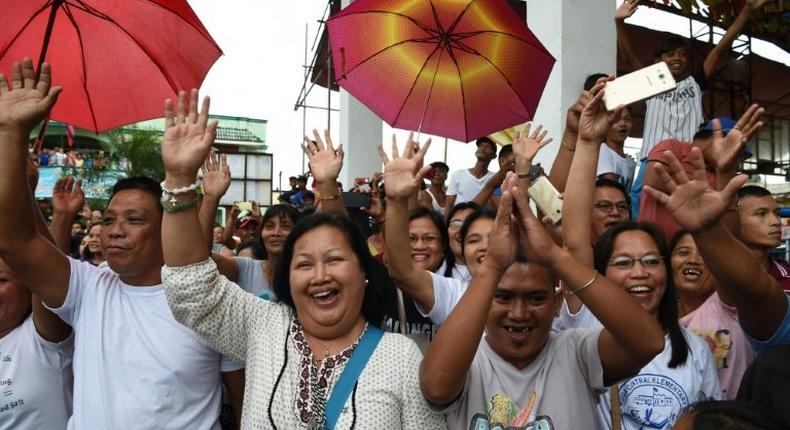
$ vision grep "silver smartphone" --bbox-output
[603,62,677,111]
[527,176,562,225]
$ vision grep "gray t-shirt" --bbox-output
[441,328,606,430]
[233,257,277,301]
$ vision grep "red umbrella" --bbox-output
[327,0,554,142]
[0,0,221,133]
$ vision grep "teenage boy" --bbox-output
[736,185,789,293]
[616,0,768,218]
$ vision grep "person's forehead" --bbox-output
[498,264,553,293]
[663,47,687,55]
[612,230,659,254]
[409,217,440,233]
[595,186,626,201]
[467,217,494,234]
[107,189,158,214]
[740,195,778,210]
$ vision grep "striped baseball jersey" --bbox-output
[639,72,707,160]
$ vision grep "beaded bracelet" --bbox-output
[160,179,201,196]
[564,271,599,295]
[160,192,200,213]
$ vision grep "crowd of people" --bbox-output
[32,147,112,170]
[0,1,788,429]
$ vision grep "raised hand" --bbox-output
[201,151,230,199]
[161,89,218,182]
[510,175,562,264]
[578,78,623,144]
[0,59,62,132]
[483,181,517,273]
[565,90,589,137]
[302,129,344,185]
[378,132,432,201]
[513,123,552,164]
[708,104,764,172]
[52,176,85,217]
[615,0,641,21]
[643,148,748,233]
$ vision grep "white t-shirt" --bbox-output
[417,272,469,325]
[447,169,495,204]
[555,303,723,429]
[0,316,73,430]
[47,258,241,430]
[234,256,277,301]
[597,144,637,191]
[452,264,472,285]
[440,329,606,430]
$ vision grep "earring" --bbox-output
[364,279,369,287]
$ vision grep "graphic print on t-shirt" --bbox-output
[0,350,24,415]
[619,373,689,429]
[690,328,732,371]
[467,393,554,430]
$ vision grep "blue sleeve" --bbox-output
[745,294,790,352]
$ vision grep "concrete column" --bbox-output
[338,0,383,188]
[525,0,616,169]
[338,91,383,188]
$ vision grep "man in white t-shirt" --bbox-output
[0,60,243,430]
[0,257,73,430]
[444,137,497,212]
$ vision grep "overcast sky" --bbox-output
[189,0,788,189]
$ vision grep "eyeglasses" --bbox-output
[593,201,630,214]
[608,254,664,270]
[409,234,441,245]
[448,220,464,230]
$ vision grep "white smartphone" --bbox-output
[527,176,562,225]
[603,62,677,111]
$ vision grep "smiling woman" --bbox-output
[159,91,444,429]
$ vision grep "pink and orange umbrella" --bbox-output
[327,0,554,142]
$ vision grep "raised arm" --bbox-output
[50,176,85,254]
[199,151,230,251]
[303,129,347,217]
[29,159,72,342]
[0,59,70,308]
[160,90,267,361]
[548,90,588,192]
[420,187,517,405]
[564,79,623,312]
[512,182,664,384]
[380,134,436,311]
[643,147,786,341]
[703,0,767,78]
[614,0,645,72]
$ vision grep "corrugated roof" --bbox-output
[215,126,263,144]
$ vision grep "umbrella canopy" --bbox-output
[327,0,554,142]
[0,0,221,133]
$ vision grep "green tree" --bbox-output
[65,128,165,199]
